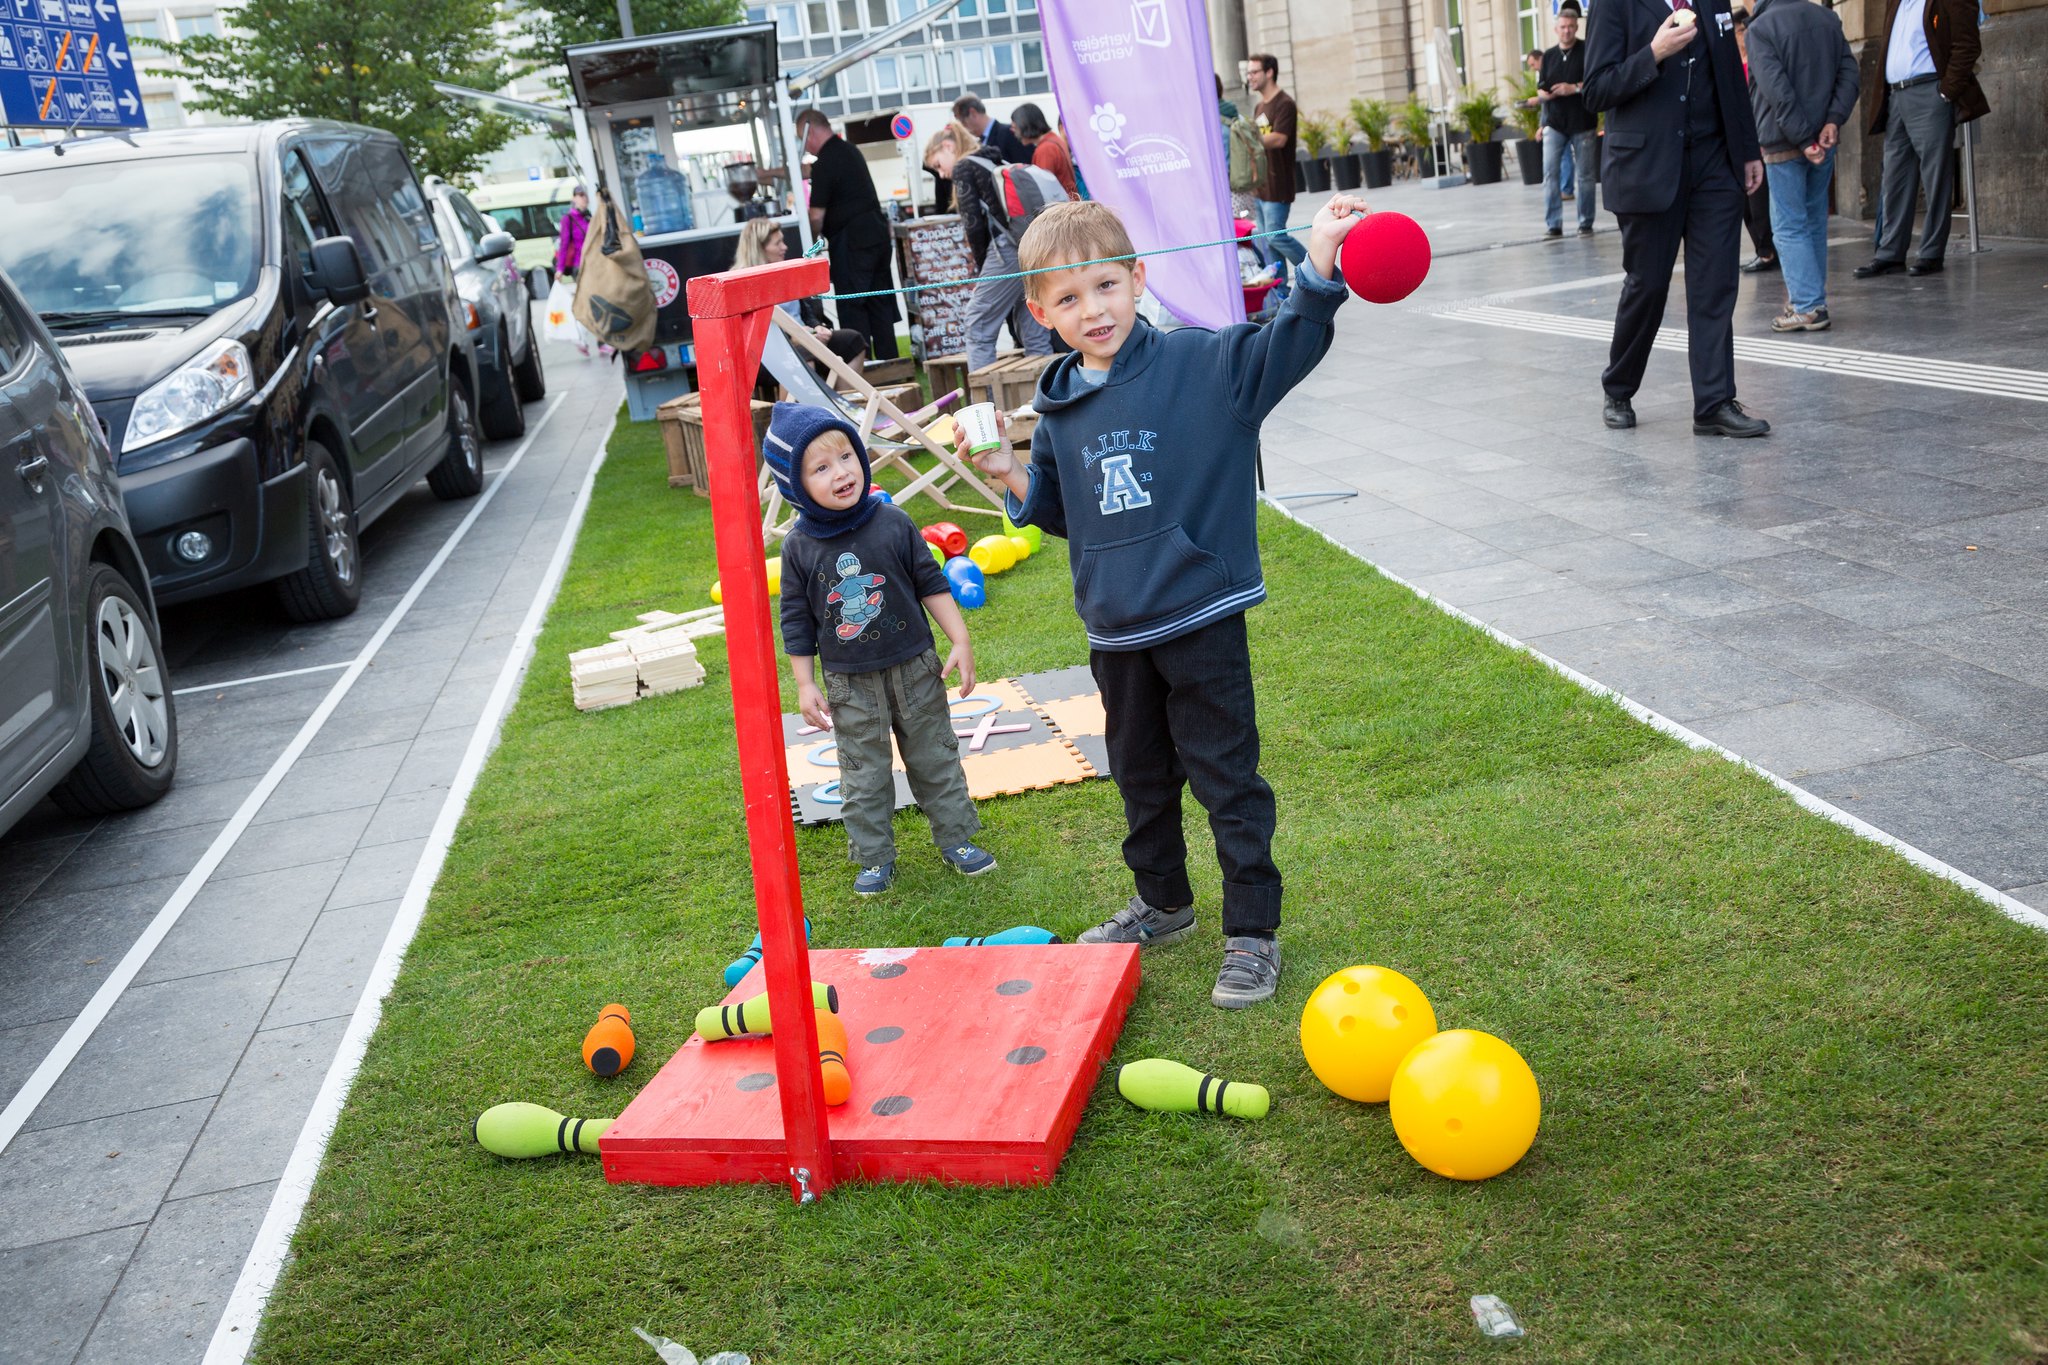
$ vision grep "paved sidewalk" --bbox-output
[1263,177,2048,909]
[0,338,620,1364]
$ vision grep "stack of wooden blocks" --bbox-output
[567,608,724,711]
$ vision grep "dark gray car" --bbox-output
[424,178,545,441]
[0,267,177,837]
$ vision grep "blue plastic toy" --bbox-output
[943,555,986,608]
[723,916,814,986]
[943,926,1063,946]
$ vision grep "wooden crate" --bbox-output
[658,394,774,495]
[925,352,972,406]
[970,353,1055,414]
[862,355,917,387]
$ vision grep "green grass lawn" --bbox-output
[254,414,2048,1363]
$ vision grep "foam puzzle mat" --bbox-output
[786,667,1111,825]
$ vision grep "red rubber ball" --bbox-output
[1339,211,1432,304]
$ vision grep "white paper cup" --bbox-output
[957,402,1003,456]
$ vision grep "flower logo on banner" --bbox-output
[1089,103,1128,154]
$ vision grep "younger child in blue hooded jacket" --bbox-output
[766,402,996,898]
[969,194,1367,1008]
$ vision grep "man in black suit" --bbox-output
[1584,0,1771,437]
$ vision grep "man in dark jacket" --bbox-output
[1747,0,1859,331]
[1583,0,1769,437]
[1854,0,1989,277]
[951,95,1030,164]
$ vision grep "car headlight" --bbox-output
[125,338,255,451]
[456,273,484,304]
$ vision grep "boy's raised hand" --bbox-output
[1306,193,1370,281]
[798,681,832,731]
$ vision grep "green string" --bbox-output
[819,222,1313,302]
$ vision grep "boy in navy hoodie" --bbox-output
[969,195,1366,1007]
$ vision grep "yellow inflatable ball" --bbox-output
[711,558,782,604]
[1300,964,1437,1103]
[969,534,1018,575]
[1388,1029,1540,1181]
[1008,534,1034,562]
[1003,514,1042,554]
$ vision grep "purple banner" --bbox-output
[1040,0,1242,328]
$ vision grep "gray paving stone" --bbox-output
[1474,585,1643,639]
[1688,696,1948,778]
[301,699,435,756]
[1693,603,1916,679]
[1799,576,1996,630]
[1302,504,1440,542]
[1520,535,1704,590]
[1466,513,1598,553]
[1892,544,2048,614]
[1395,487,1545,531]
[1618,514,1802,569]
[0,1224,145,1365]
[1897,609,2048,688]
[1719,548,1896,598]
[0,1099,210,1250]
[29,823,225,899]
[1789,468,2026,528]
[27,962,287,1129]
[0,830,85,913]
[325,838,427,911]
[1525,617,1817,721]
[211,806,376,881]
[1801,748,2048,890]
[133,861,345,988]
[1693,492,1836,530]
[0,874,184,1032]
[0,1015,68,1109]
[1342,525,1517,578]
[1924,505,2048,557]
[249,739,409,827]
[384,727,474,797]
[1610,571,1780,621]
[262,898,397,1030]
[1812,646,2048,761]
[2009,882,2048,911]
[165,718,307,786]
[1761,510,1948,572]
[171,1016,349,1199]
[101,776,263,841]
[357,787,452,849]
[1408,557,1567,605]
[74,1180,276,1365]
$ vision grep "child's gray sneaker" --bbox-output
[853,862,895,896]
[1077,895,1195,947]
[1211,935,1282,1008]
[941,842,997,876]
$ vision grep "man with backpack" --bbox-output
[924,123,1063,368]
[1218,74,1266,219]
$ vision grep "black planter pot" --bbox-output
[1515,137,1544,185]
[1299,155,1332,193]
[1467,140,1504,185]
[1416,145,1435,177]
[1362,148,1395,189]
[1332,152,1363,191]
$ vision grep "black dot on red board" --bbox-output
[1006,1046,1047,1065]
[870,963,908,979]
[866,1026,905,1044]
[871,1095,914,1116]
[736,1073,775,1092]
[996,979,1033,996]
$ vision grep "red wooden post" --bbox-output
[688,256,836,1202]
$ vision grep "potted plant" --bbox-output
[1297,113,1335,193]
[1398,93,1435,178]
[1351,97,1395,189]
[1329,112,1364,191]
[1510,71,1545,185]
[1457,88,1504,184]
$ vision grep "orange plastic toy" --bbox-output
[583,1003,636,1077]
[815,1008,851,1106]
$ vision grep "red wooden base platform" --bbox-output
[601,944,1140,1187]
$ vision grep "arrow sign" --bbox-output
[107,44,124,68]
[117,87,135,114]
[1,0,144,125]
[93,0,112,20]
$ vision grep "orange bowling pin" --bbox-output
[582,1003,635,1077]
[815,1008,851,1106]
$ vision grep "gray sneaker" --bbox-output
[1211,935,1282,1008]
[1076,895,1195,947]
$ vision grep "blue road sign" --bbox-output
[0,0,145,130]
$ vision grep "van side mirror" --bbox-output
[308,236,369,304]
[476,231,516,263]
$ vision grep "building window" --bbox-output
[1445,0,1466,83]
[904,51,928,86]
[866,0,885,23]
[842,59,869,94]
[986,0,1006,10]
[837,0,858,30]
[960,44,986,82]
[142,90,183,125]
[173,11,218,37]
[874,54,898,90]
[1518,0,1539,57]
[991,42,1015,76]
[956,0,977,15]
[124,15,163,49]
[807,0,829,31]
[1021,38,1041,73]
[936,47,957,85]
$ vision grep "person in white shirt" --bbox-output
[1853,0,1989,277]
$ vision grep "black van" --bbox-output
[0,121,485,621]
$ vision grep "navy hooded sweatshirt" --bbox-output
[1007,260,1348,650]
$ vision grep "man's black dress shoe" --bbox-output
[1740,255,1779,274]
[1908,259,1944,276]
[1693,399,1770,438]
[1603,396,1636,430]
[1853,259,1904,278]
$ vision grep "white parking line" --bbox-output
[171,661,352,696]
[203,408,617,1364]
[0,394,567,1158]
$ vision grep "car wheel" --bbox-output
[476,342,525,442]
[276,441,363,622]
[512,323,546,403]
[51,563,178,815]
[428,372,487,499]
[527,265,552,300]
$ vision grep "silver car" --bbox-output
[424,178,545,440]
[0,266,176,836]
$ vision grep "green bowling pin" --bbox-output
[1115,1058,1270,1119]
[472,1101,613,1157]
[695,981,841,1041]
